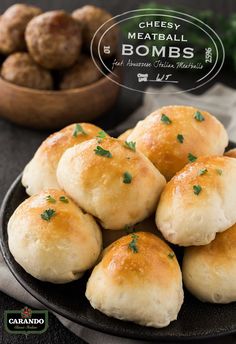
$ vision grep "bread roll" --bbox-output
[225,148,236,158]
[22,123,106,195]
[86,232,183,328]
[183,223,236,303]
[57,137,166,230]
[8,189,102,283]
[127,106,228,180]
[156,156,236,246]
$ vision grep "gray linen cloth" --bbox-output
[1,83,236,344]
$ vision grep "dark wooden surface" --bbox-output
[0,1,236,343]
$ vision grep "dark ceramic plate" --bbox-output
[1,141,236,341]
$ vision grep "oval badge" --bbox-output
[91,9,225,94]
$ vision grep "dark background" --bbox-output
[0,1,236,343]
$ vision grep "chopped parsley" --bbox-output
[94,146,112,158]
[41,209,56,221]
[188,153,197,162]
[168,252,175,259]
[123,172,132,184]
[193,185,202,195]
[96,130,107,142]
[177,134,184,144]
[46,195,56,203]
[73,124,87,137]
[216,168,223,175]
[128,233,139,253]
[59,196,69,203]
[194,111,205,122]
[124,141,136,151]
[161,113,172,124]
[198,168,208,176]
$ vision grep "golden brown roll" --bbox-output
[57,137,166,230]
[156,156,236,246]
[8,189,102,283]
[22,123,106,195]
[86,232,183,328]
[224,148,236,158]
[183,223,236,303]
[0,4,42,54]
[127,106,228,180]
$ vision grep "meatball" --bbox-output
[59,55,102,89]
[72,6,118,58]
[25,11,82,69]
[1,52,53,90]
[0,4,42,55]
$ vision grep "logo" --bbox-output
[4,307,48,334]
[91,9,225,94]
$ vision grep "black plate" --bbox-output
[1,142,236,341]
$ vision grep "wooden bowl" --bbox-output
[0,67,121,130]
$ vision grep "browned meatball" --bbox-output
[1,52,53,90]
[25,11,82,70]
[0,4,42,55]
[59,55,102,90]
[72,6,118,58]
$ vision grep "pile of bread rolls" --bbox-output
[8,105,236,329]
[0,4,118,90]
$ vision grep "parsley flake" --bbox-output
[41,209,56,221]
[124,141,136,151]
[96,130,107,141]
[46,195,56,203]
[177,134,184,144]
[73,124,87,137]
[216,168,223,175]
[193,185,202,195]
[161,113,172,124]
[128,233,139,253]
[188,153,197,162]
[168,252,175,259]
[123,172,132,184]
[198,168,208,176]
[94,146,112,158]
[194,111,205,122]
[60,196,69,203]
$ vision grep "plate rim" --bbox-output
[1,163,236,341]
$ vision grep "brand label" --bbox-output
[4,307,48,334]
[91,9,225,94]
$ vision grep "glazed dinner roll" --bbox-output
[182,223,236,303]
[156,156,236,246]
[127,105,228,180]
[8,189,102,283]
[22,123,106,195]
[86,232,183,328]
[225,148,236,158]
[57,137,166,230]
